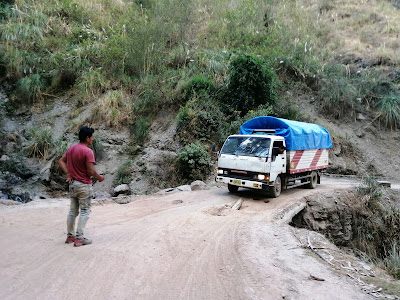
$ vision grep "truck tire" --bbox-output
[269,176,281,198]
[228,184,239,193]
[306,171,318,189]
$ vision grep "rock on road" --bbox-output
[0,177,375,300]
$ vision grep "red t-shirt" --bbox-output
[65,143,95,184]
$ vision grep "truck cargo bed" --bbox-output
[287,149,329,174]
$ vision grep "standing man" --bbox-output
[59,126,105,247]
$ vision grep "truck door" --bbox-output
[270,141,286,180]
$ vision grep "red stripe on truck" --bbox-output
[310,149,323,168]
[291,150,304,169]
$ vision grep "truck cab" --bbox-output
[215,134,286,196]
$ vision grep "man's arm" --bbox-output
[86,161,105,182]
[59,154,73,183]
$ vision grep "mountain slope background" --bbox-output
[1,0,400,195]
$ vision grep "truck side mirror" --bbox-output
[211,144,216,152]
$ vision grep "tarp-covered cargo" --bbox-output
[239,116,332,151]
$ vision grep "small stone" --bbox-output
[94,191,111,199]
[176,185,191,191]
[113,184,130,196]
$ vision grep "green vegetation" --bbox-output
[89,135,104,161]
[374,93,400,130]
[2,0,400,181]
[176,142,212,183]
[222,54,277,114]
[115,160,132,185]
[90,90,131,129]
[132,116,150,145]
[25,127,53,161]
[354,175,400,279]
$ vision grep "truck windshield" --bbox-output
[221,136,271,157]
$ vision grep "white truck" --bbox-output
[215,116,332,197]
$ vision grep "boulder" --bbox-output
[191,180,207,191]
[113,184,130,196]
[40,157,55,184]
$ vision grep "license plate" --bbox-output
[233,179,241,185]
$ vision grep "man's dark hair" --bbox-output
[78,126,95,142]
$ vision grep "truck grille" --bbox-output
[219,168,267,182]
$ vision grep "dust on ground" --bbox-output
[2,177,396,300]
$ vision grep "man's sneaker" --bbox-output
[74,238,92,247]
[65,236,76,244]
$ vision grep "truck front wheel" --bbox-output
[269,176,281,198]
[228,184,239,193]
[306,171,318,189]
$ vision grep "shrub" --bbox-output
[318,73,357,119]
[353,175,400,279]
[14,74,45,103]
[132,116,150,145]
[54,138,68,157]
[374,93,400,130]
[383,243,400,279]
[176,97,224,144]
[223,54,277,114]
[176,142,212,183]
[115,160,132,185]
[182,75,216,102]
[274,99,304,121]
[25,127,53,161]
[90,90,131,129]
[75,70,109,98]
[356,174,383,207]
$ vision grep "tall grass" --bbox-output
[90,90,131,129]
[14,74,45,103]
[354,175,400,279]
[25,127,53,161]
[132,116,150,145]
[374,93,400,130]
[76,70,109,99]
[383,243,400,279]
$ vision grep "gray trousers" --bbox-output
[67,181,93,239]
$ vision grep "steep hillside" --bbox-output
[1,0,400,199]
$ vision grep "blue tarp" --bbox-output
[239,116,332,150]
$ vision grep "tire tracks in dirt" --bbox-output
[0,180,375,300]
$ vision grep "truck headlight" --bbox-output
[257,174,265,180]
[217,169,224,175]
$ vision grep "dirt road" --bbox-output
[0,177,375,300]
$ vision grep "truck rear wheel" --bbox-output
[306,171,318,189]
[228,184,239,193]
[269,176,281,198]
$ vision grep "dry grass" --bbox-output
[89,90,131,130]
[311,0,400,64]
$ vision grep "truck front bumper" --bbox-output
[215,176,269,191]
